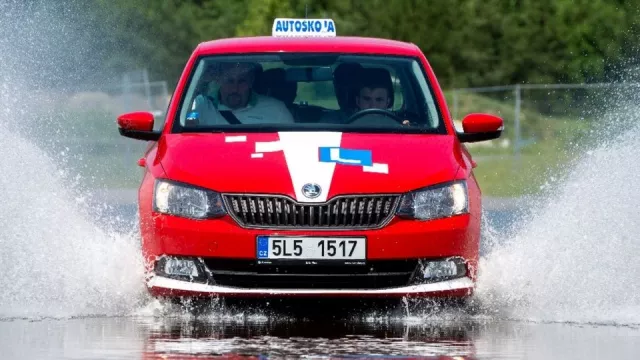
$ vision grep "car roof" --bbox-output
[194,36,422,57]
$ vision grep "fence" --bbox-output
[100,69,170,119]
[7,69,173,191]
[56,69,170,123]
[57,76,640,155]
[448,83,640,158]
[29,75,640,191]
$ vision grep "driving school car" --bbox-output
[116,18,503,303]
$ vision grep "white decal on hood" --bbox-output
[363,163,389,174]
[277,132,342,203]
[234,133,389,199]
[225,135,247,142]
[255,140,284,153]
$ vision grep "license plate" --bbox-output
[257,236,366,261]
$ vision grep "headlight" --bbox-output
[396,180,468,221]
[153,179,226,219]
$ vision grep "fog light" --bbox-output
[155,256,209,283]
[165,258,199,277]
[414,257,467,283]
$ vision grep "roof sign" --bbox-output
[272,18,336,37]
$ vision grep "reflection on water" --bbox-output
[142,314,478,359]
[2,313,639,360]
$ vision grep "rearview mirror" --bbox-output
[285,66,333,82]
[117,111,161,141]
[457,113,503,143]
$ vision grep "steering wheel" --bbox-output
[346,108,406,124]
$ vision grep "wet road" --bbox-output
[2,198,639,359]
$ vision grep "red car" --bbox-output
[117,19,503,308]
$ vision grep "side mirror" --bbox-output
[457,113,503,143]
[117,111,161,141]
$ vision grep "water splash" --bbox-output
[0,126,147,319]
[0,1,148,320]
[476,105,640,326]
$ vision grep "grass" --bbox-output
[13,107,148,190]
[446,91,594,197]
[471,139,578,197]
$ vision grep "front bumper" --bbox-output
[142,213,478,261]
[140,198,481,299]
[147,275,474,299]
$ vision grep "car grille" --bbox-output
[222,194,400,229]
[202,259,418,290]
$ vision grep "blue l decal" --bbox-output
[318,147,373,166]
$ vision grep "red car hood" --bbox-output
[156,132,463,202]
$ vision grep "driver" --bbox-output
[354,70,393,111]
[350,68,411,126]
[190,61,294,125]
[353,68,411,126]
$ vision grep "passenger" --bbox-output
[190,62,294,125]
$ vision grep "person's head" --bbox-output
[355,68,393,111]
[215,62,258,109]
[356,86,391,110]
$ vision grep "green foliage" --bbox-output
[88,0,249,84]
[90,0,640,89]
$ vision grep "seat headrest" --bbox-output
[254,68,297,105]
[333,62,364,110]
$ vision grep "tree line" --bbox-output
[12,0,640,90]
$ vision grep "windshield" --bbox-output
[172,54,445,134]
